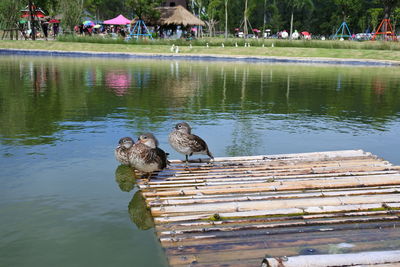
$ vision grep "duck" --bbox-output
[168,122,213,165]
[129,133,169,180]
[115,137,134,165]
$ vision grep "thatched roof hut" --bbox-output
[157,5,205,26]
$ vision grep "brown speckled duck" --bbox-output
[129,133,168,179]
[168,122,213,165]
[115,137,134,165]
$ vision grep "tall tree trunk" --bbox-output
[263,0,267,34]
[224,0,228,39]
[289,10,293,39]
[29,0,36,40]
[198,2,201,38]
[243,0,248,38]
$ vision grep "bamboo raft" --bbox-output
[136,150,400,267]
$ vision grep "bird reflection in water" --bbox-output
[114,165,136,192]
[128,191,155,230]
[114,165,154,230]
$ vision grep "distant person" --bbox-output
[41,20,49,40]
[53,23,59,38]
[119,28,126,38]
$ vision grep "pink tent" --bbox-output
[103,14,131,25]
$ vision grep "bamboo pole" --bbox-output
[142,174,400,198]
[148,187,400,207]
[155,209,399,233]
[150,193,400,216]
[137,150,400,267]
[167,150,370,164]
[160,221,400,248]
[264,250,400,267]
[144,159,392,183]
[163,227,400,256]
[154,201,400,223]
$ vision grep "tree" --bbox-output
[224,0,228,38]
[263,0,282,33]
[333,0,362,22]
[126,0,162,20]
[381,0,400,19]
[0,0,24,29]
[367,8,383,31]
[206,0,223,37]
[286,0,313,39]
[393,7,400,31]
[58,0,84,31]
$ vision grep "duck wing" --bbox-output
[190,134,213,158]
[155,147,169,169]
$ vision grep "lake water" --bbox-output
[0,55,399,267]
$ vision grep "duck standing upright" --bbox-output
[168,122,213,165]
[129,133,169,180]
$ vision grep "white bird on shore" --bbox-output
[262,44,265,48]
[271,43,274,48]
[206,43,209,48]
[175,46,179,53]
[248,43,251,47]
[235,42,238,47]
[189,44,193,49]
[221,43,224,48]
[170,44,175,52]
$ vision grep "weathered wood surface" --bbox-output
[136,150,400,266]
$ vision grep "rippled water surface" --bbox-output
[1,56,400,267]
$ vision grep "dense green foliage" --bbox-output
[0,0,400,35]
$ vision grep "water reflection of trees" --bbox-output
[1,56,400,146]
[128,191,154,230]
[114,165,154,230]
[114,165,136,192]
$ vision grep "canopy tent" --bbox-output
[157,5,205,26]
[20,6,46,18]
[103,14,131,25]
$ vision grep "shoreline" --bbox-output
[1,48,399,66]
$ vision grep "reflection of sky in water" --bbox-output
[0,56,400,267]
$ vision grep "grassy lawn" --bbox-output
[1,39,400,62]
